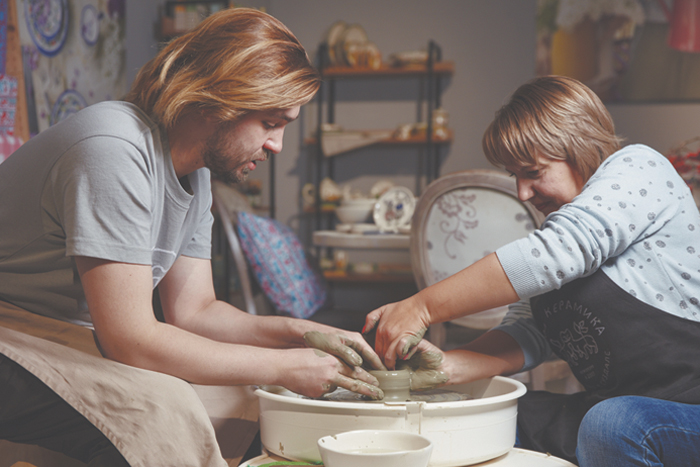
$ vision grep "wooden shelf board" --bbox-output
[303,205,338,214]
[313,230,409,250]
[323,271,415,283]
[305,129,453,147]
[323,61,454,78]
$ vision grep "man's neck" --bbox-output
[167,113,216,178]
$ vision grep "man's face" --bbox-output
[202,107,300,184]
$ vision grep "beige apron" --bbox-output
[0,301,259,467]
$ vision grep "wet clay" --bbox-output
[321,386,472,403]
[323,367,469,403]
[370,369,411,401]
[303,331,362,366]
[399,327,427,358]
[397,347,449,391]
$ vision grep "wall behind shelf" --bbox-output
[127,0,700,244]
[120,0,700,314]
[271,0,540,249]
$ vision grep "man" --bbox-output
[0,8,383,466]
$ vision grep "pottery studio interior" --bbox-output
[2,1,700,466]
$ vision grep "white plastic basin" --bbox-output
[255,376,526,467]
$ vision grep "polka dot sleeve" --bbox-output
[497,144,700,318]
[493,144,700,368]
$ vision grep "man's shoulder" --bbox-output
[69,101,157,137]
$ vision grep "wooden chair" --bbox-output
[410,169,581,392]
[211,179,265,315]
[211,179,366,331]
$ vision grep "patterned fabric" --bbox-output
[236,211,325,319]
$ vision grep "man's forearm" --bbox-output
[173,298,336,349]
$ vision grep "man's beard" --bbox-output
[204,152,249,184]
[201,135,271,184]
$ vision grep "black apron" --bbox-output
[517,269,700,463]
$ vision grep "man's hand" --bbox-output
[281,347,384,400]
[303,331,386,371]
[396,339,449,391]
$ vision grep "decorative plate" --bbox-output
[373,186,416,232]
[50,90,87,126]
[25,0,69,56]
[337,23,367,66]
[81,5,100,46]
[325,20,347,66]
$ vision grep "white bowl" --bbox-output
[335,204,373,224]
[318,430,432,467]
[341,197,377,209]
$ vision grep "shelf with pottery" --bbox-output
[313,230,410,250]
[307,24,450,290]
[312,38,453,174]
[310,25,453,229]
[309,181,415,249]
[158,2,240,40]
[313,230,412,283]
[308,178,416,284]
[322,263,415,284]
[303,126,453,152]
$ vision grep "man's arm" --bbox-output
[156,254,319,348]
[75,256,382,398]
[158,255,385,371]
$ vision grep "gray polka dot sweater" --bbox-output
[495,144,700,370]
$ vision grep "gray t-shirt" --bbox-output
[0,101,213,326]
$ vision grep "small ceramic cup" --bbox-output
[370,369,411,401]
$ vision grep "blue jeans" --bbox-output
[577,396,700,466]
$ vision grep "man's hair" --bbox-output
[482,75,623,181]
[125,8,321,128]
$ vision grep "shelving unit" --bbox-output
[309,40,454,283]
[312,41,454,229]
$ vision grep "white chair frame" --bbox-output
[211,180,259,315]
[410,169,544,344]
[410,169,580,392]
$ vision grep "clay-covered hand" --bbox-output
[281,347,384,400]
[303,331,386,371]
[396,339,449,391]
[363,296,431,369]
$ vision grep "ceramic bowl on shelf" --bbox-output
[335,204,373,224]
[318,430,432,467]
[341,197,377,208]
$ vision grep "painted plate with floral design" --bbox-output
[50,89,87,126]
[25,0,69,56]
[81,5,101,46]
[373,186,416,232]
